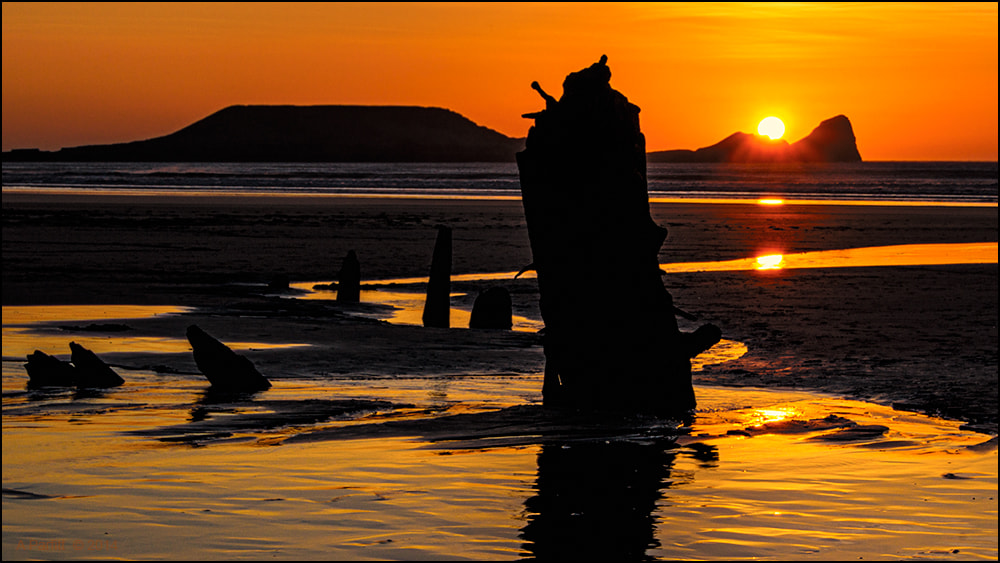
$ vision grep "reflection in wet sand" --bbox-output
[321,288,544,333]
[294,242,997,289]
[663,242,997,273]
[521,438,680,560]
[2,241,997,559]
[755,254,784,270]
[2,365,996,560]
[2,305,311,360]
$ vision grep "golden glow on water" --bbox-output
[291,286,546,332]
[647,196,998,208]
[691,339,747,371]
[309,243,997,290]
[2,369,996,560]
[747,407,797,426]
[1,305,188,325]
[755,254,784,270]
[757,198,785,205]
[661,242,997,274]
[1,305,310,359]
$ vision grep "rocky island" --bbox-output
[649,115,862,163]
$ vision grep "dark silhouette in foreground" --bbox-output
[267,273,290,292]
[648,115,862,163]
[469,286,514,330]
[24,343,125,389]
[69,341,127,388]
[186,325,272,392]
[517,55,721,415]
[337,250,362,303]
[422,226,453,328]
[24,350,80,388]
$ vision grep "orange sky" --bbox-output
[3,2,997,160]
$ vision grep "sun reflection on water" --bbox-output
[755,254,784,270]
[749,408,797,426]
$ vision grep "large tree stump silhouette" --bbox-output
[517,55,720,415]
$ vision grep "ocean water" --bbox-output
[2,161,997,203]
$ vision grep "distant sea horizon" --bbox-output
[2,161,997,205]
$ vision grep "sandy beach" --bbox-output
[3,191,997,426]
[2,191,998,559]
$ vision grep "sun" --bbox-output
[757,116,785,140]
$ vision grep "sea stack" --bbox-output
[789,115,862,162]
[647,114,862,163]
[516,55,720,414]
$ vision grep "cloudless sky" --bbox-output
[3,2,997,160]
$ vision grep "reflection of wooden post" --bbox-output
[337,250,361,303]
[422,226,452,328]
[521,439,677,560]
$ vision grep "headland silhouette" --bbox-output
[5,106,860,164]
[3,105,526,163]
[648,115,862,163]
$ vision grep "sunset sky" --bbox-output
[3,2,997,160]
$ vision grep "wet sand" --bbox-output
[2,191,998,560]
[2,191,997,427]
[2,364,996,560]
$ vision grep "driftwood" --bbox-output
[186,325,271,392]
[516,56,720,415]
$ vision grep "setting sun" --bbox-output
[757,117,785,140]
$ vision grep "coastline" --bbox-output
[3,189,997,560]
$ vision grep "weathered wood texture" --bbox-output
[517,56,719,414]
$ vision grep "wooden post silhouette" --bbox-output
[469,286,513,329]
[186,325,271,392]
[516,56,720,415]
[422,226,452,328]
[337,250,361,303]
[69,342,125,388]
